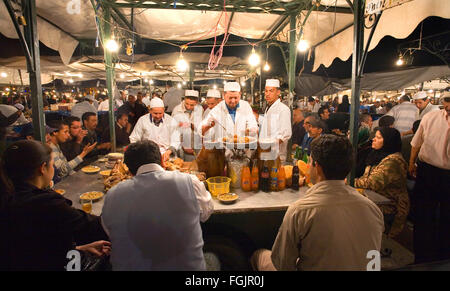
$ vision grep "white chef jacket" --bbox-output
[259,99,292,161]
[203,108,211,120]
[419,102,440,119]
[129,113,180,154]
[199,100,258,140]
[142,96,151,107]
[172,103,204,150]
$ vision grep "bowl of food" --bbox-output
[81,165,101,174]
[107,153,124,161]
[54,189,65,195]
[217,193,239,204]
[99,170,112,178]
[223,135,257,149]
[79,191,104,202]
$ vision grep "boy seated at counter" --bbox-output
[251,134,384,271]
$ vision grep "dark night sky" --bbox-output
[0,16,448,80]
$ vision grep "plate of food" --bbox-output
[54,189,65,195]
[81,165,101,174]
[98,157,108,163]
[107,153,124,160]
[99,170,112,178]
[217,192,239,204]
[79,191,104,202]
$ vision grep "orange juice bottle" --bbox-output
[277,166,286,191]
[241,165,251,192]
[250,161,259,191]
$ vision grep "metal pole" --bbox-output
[288,14,297,108]
[349,0,365,185]
[189,65,195,89]
[21,0,45,142]
[102,6,116,152]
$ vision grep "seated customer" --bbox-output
[81,112,111,157]
[0,140,110,271]
[300,115,326,155]
[101,140,213,270]
[47,120,96,180]
[101,112,131,148]
[60,116,86,161]
[251,135,384,271]
[291,108,306,150]
[355,127,409,238]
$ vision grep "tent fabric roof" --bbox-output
[0,1,448,74]
[295,65,450,96]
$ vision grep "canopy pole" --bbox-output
[102,5,116,152]
[288,14,297,108]
[349,0,365,185]
[19,0,45,142]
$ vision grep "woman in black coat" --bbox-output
[0,140,111,271]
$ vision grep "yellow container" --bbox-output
[206,176,231,197]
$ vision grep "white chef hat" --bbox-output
[224,82,241,92]
[185,90,199,98]
[412,91,428,100]
[14,103,25,111]
[265,79,280,88]
[206,89,221,98]
[150,97,164,108]
[85,95,95,101]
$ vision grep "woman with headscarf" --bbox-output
[355,127,409,238]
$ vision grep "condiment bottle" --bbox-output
[270,165,278,192]
[260,161,270,192]
[277,166,286,191]
[292,160,300,190]
[250,161,259,191]
[241,165,251,192]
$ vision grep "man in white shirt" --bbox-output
[141,93,151,108]
[386,94,419,134]
[97,95,110,112]
[115,90,127,108]
[101,140,213,271]
[163,81,183,115]
[71,95,97,120]
[129,97,180,161]
[200,82,258,143]
[251,135,384,271]
[172,90,203,161]
[203,89,222,119]
[412,91,440,119]
[259,79,292,161]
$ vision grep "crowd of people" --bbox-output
[0,80,448,270]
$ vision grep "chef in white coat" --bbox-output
[129,97,180,161]
[200,82,258,144]
[259,79,292,161]
[203,89,222,119]
[172,90,204,161]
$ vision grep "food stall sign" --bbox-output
[365,0,413,15]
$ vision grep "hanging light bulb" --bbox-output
[297,38,309,52]
[105,36,120,53]
[69,79,74,84]
[176,53,188,72]
[213,84,217,89]
[144,78,149,83]
[120,73,125,79]
[0,72,7,78]
[263,62,270,72]
[248,47,260,67]
[149,79,154,85]
[177,83,182,89]
[182,81,187,85]
[223,81,227,85]
[396,55,404,66]
[241,81,246,87]
[126,41,133,56]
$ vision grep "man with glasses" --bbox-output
[409,91,450,264]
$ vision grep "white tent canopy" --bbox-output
[0,0,448,74]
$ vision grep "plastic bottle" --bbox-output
[302,149,309,164]
[270,165,278,192]
[292,160,300,190]
[241,165,251,192]
[277,166,286,191]
[250,161,259,191]
[260,161,270,192]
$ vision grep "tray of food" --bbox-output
[222,135,257,149]
[81,165,101,174]
[54,189,65,195]
[104,161,131,191]
[79,191,104,202]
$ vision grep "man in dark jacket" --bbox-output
[101,112,131,148]
[291,108,306,150]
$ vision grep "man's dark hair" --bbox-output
[412,119,421,134]
[308,97,315,103]
[307,115,326,130]
[47,119,68,134]
[167,80,173,87]
[360,114,371,124]
[401,94,411,102]
[82,112,97,123]
[116,112,128,121]
[385,102,393,111]
[124,140,162,175]
[65,116,81,127]
[318,106,329,117]
[310,134,354,180]
[379,115,395,127]
[185,96,199,102]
